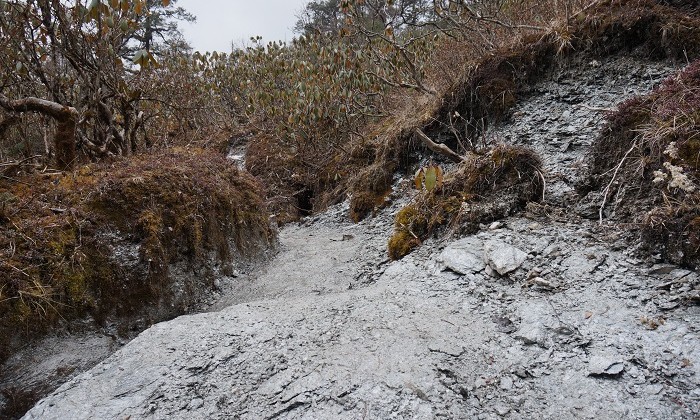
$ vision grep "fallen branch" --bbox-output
[571,0,607,20]
[0,155,42,168]
[414,128,466,163]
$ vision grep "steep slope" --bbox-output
[22,49,700,420]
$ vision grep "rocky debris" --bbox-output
[439,237,528,277]
[19,54,700,419]
[439,237,486,275]
[588,353,626,377]
[499,55,676,209]
[23,215,700,420]
[483,240,528,276]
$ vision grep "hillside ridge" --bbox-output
[21,51,700,419]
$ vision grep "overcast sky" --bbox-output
[176,0,310,52]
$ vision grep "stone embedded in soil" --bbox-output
[588,354,626,377]
[439,237,486,275]
[483,241,528,276]
[513,323,549,348]
[499,376,513,391]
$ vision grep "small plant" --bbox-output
[388,145,543,259]
[414,164,444,192]
[652,143,697,193]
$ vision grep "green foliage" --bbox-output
[197,36,384,137]
[186,34,391,220]
[415,164,443,192]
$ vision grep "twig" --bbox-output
[600,139,638,225]
[537,170,546,202]
[414,128,466,163]
[2,261,31,277]
[398,223,419,240]
[0,155,42,167]
[571,0,606,20]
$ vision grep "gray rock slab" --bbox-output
[440,237,485,274]
[588,353,625,376]
[483,241,528,275]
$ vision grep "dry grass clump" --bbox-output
[430,35,559,142]
[433,0,700,143]
[0,148,274,361]
[583,60,700,267]
[350,0,700,224]
[574,0,700,59]
[388,145,544,259]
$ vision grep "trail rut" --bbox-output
[23,54,700,420]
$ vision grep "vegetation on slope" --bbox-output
[376,0,700,258]
[1,0,699,370]
[0,149,274,361]
[583,60,700,267]
[388,145,544,260]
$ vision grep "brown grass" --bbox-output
[583,59,700,267]
[388,145,544,259]
[347,0,700,223]
[0,148,274,362]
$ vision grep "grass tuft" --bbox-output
[388,145,544,259]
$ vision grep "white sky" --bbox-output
[176,0,310,52]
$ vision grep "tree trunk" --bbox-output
[0,94,79,170]
[0,115,20,138]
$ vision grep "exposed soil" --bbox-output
[15,53,700,419]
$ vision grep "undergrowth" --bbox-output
[346,0,700,223]
[0,149,274,361]
[388,145,544,259]
[584,59,700,267]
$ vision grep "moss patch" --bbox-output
[0,148,274,362]
[388,145,544,259]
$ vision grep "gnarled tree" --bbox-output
[0,0,193,170]
[0,94,78,170]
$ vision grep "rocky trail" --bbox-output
[20,56,700,419]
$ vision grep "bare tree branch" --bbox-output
[414,128,465,163]
[0,94,78,170]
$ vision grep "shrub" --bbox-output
[388,145,544,259]
[583,60,700,267]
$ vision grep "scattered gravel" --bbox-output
[21,55,700,419]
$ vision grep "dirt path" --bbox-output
[23,56,700,419]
